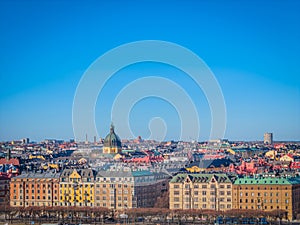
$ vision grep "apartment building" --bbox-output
[0,174,10,206]
[59,169,95,207]
[10,171,60,207]
[169,173,232,211]
[95,170,169,210]
[233,176,300,220]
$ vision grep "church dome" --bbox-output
[104,124,121,148]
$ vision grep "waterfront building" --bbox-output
[59,168,95,207]
[10,172,60,207]
[232,176,300,220]
[169,173,233,211]
[95,170,168,209]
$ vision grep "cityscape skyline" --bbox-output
[0,0,299,142]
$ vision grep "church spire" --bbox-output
[110,122,114,133]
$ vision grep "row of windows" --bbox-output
[61,196,93,201]
[239,199,289,204]
[173,204,231,209]
[95,190,129,194]
[174,197,232,202]
[60,184,93,188]
[15,189,54,194]
[61,190,93,194]
[238,186,289,190]
[14,184,57,188]
[173,191,231,195]
[13,202,59,206]
[174,184,231,189]
[239,205,289,210]
[17,196,55,200]
[61,202,94,206]
[239,192,288,197]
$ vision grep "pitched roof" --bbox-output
[12,171,60,180]
[170,173,232,183]
[189,158,232,169]
[0,158,20,166]
[234,176,300,185]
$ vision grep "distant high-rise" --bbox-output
[264,132,273,145]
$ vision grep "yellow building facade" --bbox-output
[59,169,95,207]
[233,176,300,221]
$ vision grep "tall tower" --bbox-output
[264,133,273,145]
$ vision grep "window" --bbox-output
[174,197,180,202]
[174,185,179,189]
[202,191,206,195]
[194,191,198,195]
[174,191,180,195]
[202,197,206,202]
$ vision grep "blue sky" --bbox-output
[0,0,299,142]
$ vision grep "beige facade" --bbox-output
[169,173,232,211]
[95,170,168,210]
[233,176,300,220]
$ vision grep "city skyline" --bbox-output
[0,0,299,142]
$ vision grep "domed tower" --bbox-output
[103,123,122,154]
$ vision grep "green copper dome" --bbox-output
[104,124,121,148]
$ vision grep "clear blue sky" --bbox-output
[0,0,299,142]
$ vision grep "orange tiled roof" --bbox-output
[0,158,20,166]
